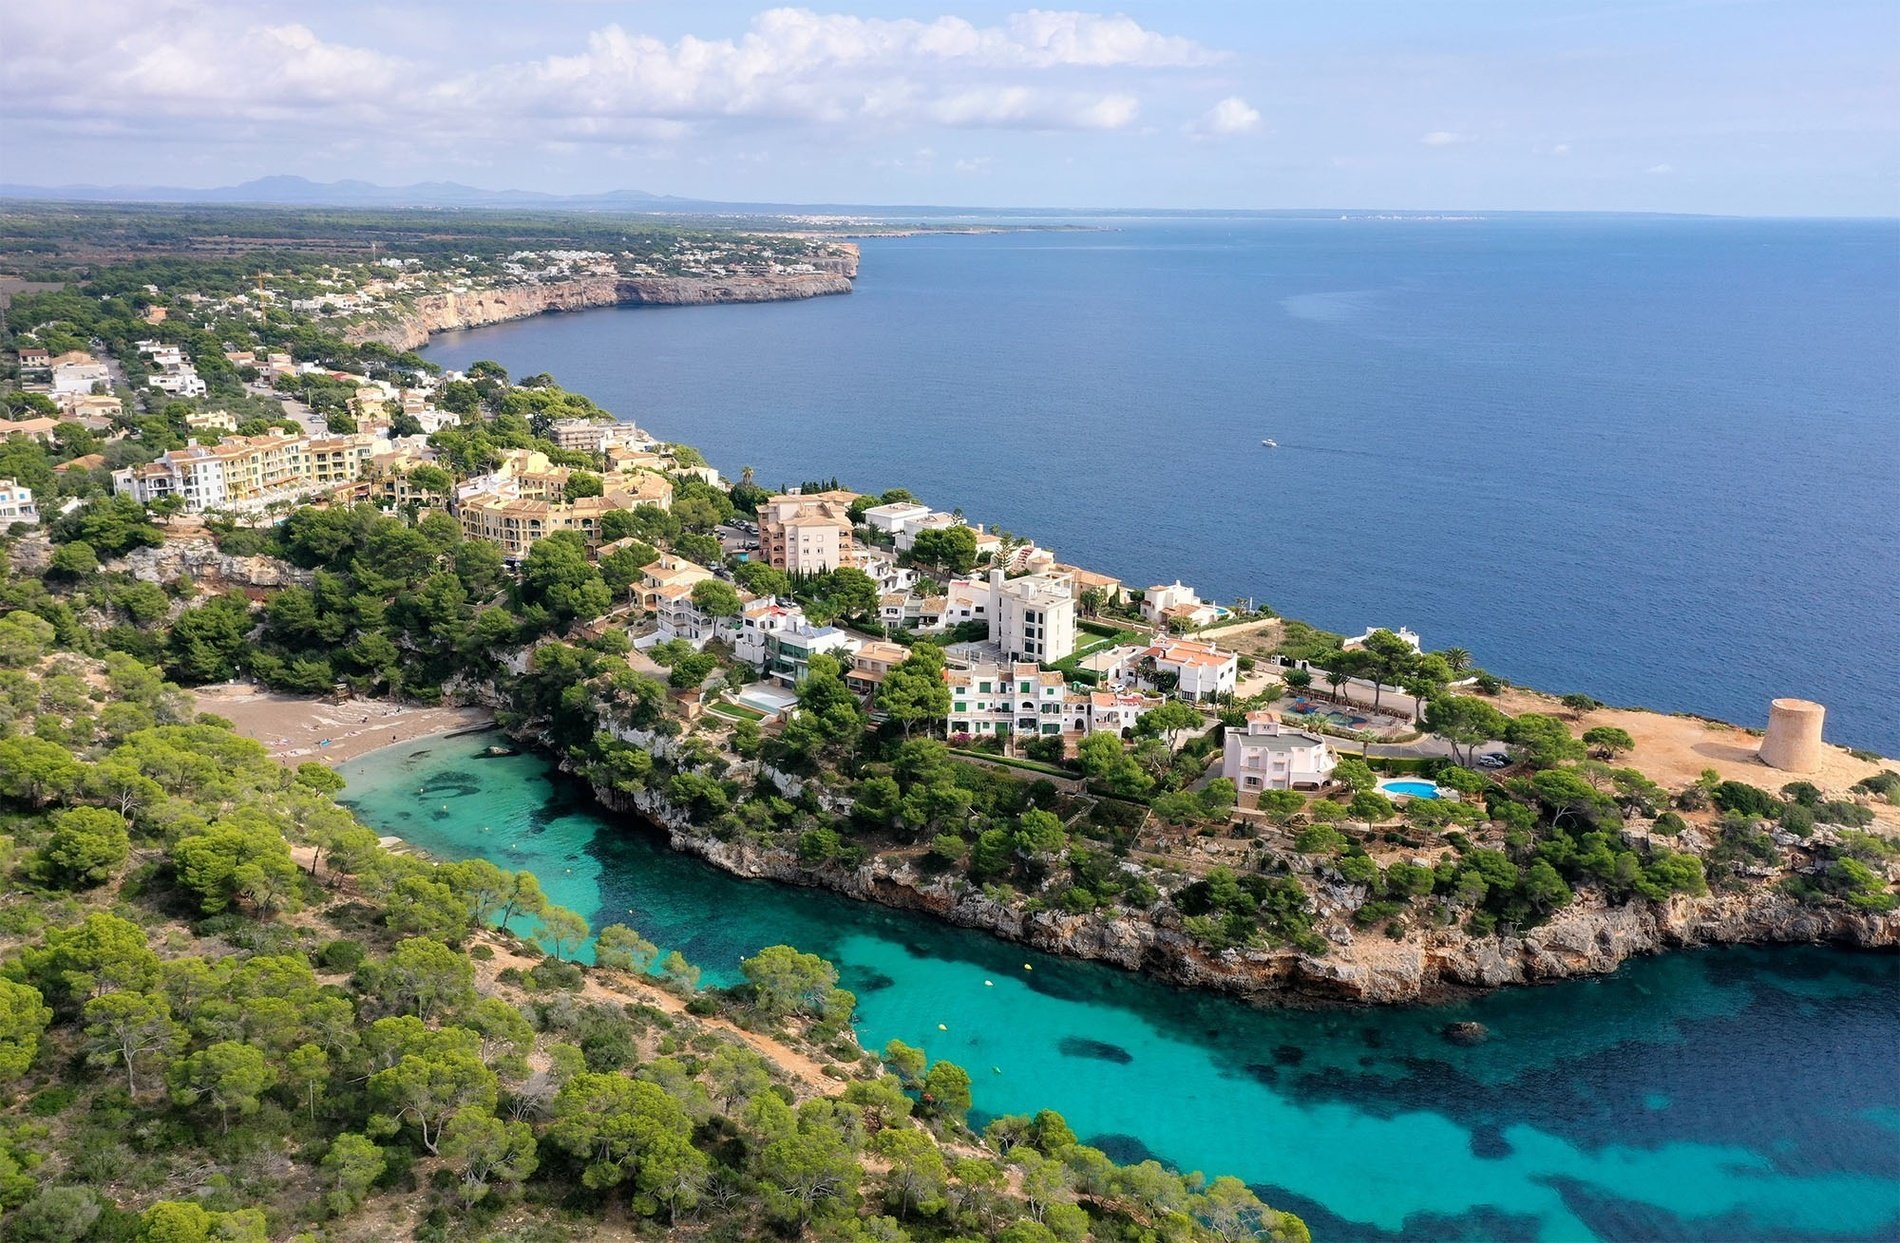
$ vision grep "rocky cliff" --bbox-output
[348,260,857,352]
[106,538,313,590]
[585,776,1897,1008]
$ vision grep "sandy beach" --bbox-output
[193,681,495,765]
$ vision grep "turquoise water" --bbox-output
[340,733,1900,1242]
[1379,780,1441,800]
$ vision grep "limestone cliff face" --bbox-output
[107,538,312,590]
[582,775,1896,1007]
[348,261,857,352]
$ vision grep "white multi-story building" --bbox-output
[549,418,648,454]
[947,662,1069,738]
[938,575,993,628]
[1144,637,1238,703]
[0,479,39,526]
[1222,712,1337,793]
[944,660,1157,739]
[995,570,1077,663]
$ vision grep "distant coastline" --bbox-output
[344,260,859,353]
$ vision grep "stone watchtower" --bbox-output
[1759,698,1826,773]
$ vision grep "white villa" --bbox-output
[1143,637,1238,702]
[860,500,932,536]
[733,599,858,685]
[1222,712,1337,793]
[0,479,39,526]
[1142,580,1220,630]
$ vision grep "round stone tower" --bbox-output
[1759,698,1826,773]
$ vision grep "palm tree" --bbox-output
[1324,668,1347,702]
[1441,647,1472,674]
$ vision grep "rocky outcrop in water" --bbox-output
[580,773,1897,1007]
[347,260,858,352]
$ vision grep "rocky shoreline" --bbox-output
[345,253,858,352]
[581,769,1898,1009]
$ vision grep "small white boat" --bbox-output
[1261,438,1278,448]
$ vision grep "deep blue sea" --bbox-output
[427,215,1900,754]
[342,733,1900,1243]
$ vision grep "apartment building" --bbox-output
[946,661,1069,737]
[549,418,648,454]
[757,491,858,573]
[113,432,374,514]
[995,570,1077,663]
[651,580,748,648]
[457,493,635,562]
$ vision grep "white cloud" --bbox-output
[1420,130,1474,147]
[1647,162,1674,174]
[459,10,1185,135]
[954,156,993,175]
[0,4,1212,151]
[1189,96,1261,138]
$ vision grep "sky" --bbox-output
[2,0,1895,214]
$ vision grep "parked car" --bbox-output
[1477,752,1510,768]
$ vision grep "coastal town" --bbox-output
[2,221,1894,998]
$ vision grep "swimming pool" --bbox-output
[1378,778,1441,800]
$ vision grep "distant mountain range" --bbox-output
[0,175,687,210]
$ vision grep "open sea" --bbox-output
[341,733,1900,1243]
[425,214,1900,754]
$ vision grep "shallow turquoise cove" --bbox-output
[340,732,1900,1242]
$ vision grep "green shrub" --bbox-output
[1711,781,1781,817]
[317,939,365,972]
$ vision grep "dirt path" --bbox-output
[471,934,844,1098]
[1493,685,1897,820]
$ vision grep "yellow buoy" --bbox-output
[984,980,993,987]
[937,1023,948,1031]
[1023,964,1033,971]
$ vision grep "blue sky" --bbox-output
[4,1,1895,213]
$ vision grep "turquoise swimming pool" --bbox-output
[1378,778,1441,799]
